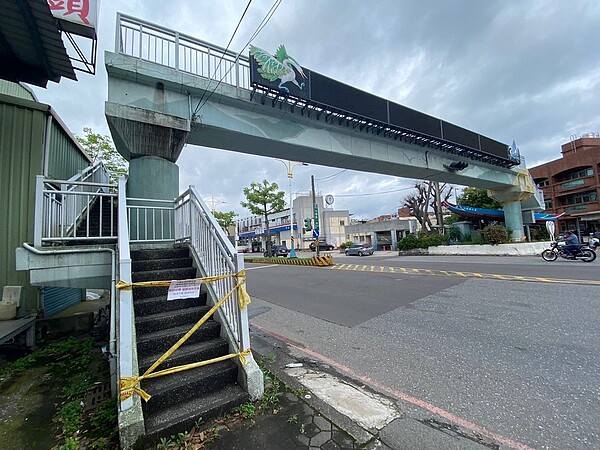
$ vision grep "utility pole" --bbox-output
[311,175,318,256]
[434,181,444,235]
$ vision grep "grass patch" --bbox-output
[0,337,118,449]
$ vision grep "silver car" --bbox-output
[344,243,374,256]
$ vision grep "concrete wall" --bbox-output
[429,241,552,256]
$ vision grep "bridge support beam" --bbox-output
[489,169,537,242]
[105,102,189,202]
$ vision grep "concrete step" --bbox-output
[134,292,208,317]
[131,247,190,261]
[132,267,197,283]
[138,338,230,374]
[132,257,194,272]
[135,305,213,334]
[136,321,221,355]
[144,384,249,443]
[141,360,239,415]
[133,285,169,300]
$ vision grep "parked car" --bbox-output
[263,245,289,257]
[309,241,334,251]
[344,243,374,256]
[236,245,250,253]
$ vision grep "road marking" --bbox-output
[328,264,600,286]
[253,323,535,450]
[245,264,281,270]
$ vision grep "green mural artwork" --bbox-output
[249,44,306,93]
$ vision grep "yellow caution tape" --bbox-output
[117,270,252,402]
[119,349,252,402]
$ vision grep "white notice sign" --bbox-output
[167,279,201,301]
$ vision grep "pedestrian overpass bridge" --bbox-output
[105,14,538,239]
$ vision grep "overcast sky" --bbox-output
[32,0,600,220]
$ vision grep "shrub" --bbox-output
[482,225,510,245]
[339,241,354,250]
[397,233,448,250]
[397,234,418,250]
[446,226,462,243]
[530,226,550,241]
[417,233,446,248]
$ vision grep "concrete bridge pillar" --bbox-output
[105,102,190,201]
[501,201,525,241]
[127,156,179,200]
[488,169,537,242]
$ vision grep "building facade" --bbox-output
[529,134,600,235]
[1,81,89,317]
[345,217,417,251]
[236,194,350,251]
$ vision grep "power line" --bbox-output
[315,168,348,182]
[193,0,253,116]
[333,186,414,198]
[194,0,283,114]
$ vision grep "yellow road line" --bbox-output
[328,264,600,286]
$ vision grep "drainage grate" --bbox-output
[84,382,112,412]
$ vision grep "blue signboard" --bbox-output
[312,228,320,239]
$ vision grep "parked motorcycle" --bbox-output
[541,242,596,262]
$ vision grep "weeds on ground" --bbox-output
[0,337,118,449]
[156,352,289,449]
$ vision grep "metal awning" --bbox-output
[571,210,600,221]
[0,0,76,87]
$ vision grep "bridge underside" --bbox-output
[105,51,534,239]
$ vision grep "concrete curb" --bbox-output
[250,328,378,446]
[244,255,334,266]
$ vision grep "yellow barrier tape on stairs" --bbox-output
[118,271,252,402]
[119,349,252,402]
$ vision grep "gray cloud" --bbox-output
[31,1,600,219]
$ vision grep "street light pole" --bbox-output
[275,160,307,258]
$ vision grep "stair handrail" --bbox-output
[174,186,250,352]
[33,161,116,247]
[62,161,112,237]
[116,176,139,414]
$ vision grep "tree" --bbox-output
[213,210,238,231]
[403,182,433,234]
[76,127,128,184]
[457,187,502,210]
[241,180,286,255]
[402,181,452,235]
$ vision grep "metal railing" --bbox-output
[174,186,250,351]
[117,13,251,90]
[127,198,175,242]
[34,163,116,247]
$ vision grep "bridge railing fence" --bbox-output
[117,13,250,89]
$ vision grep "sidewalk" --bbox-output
[206,327,498,450]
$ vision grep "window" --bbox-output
[340,220,345,226]
[555,167,594,183]
[544,200,553,209]
[536,178,549,188]
[561,179,585,189]
[561,191,598,206]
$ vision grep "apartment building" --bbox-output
[529,134,600,234]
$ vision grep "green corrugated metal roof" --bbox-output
[0,80,36,101]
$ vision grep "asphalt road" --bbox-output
[245,253,600,449]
